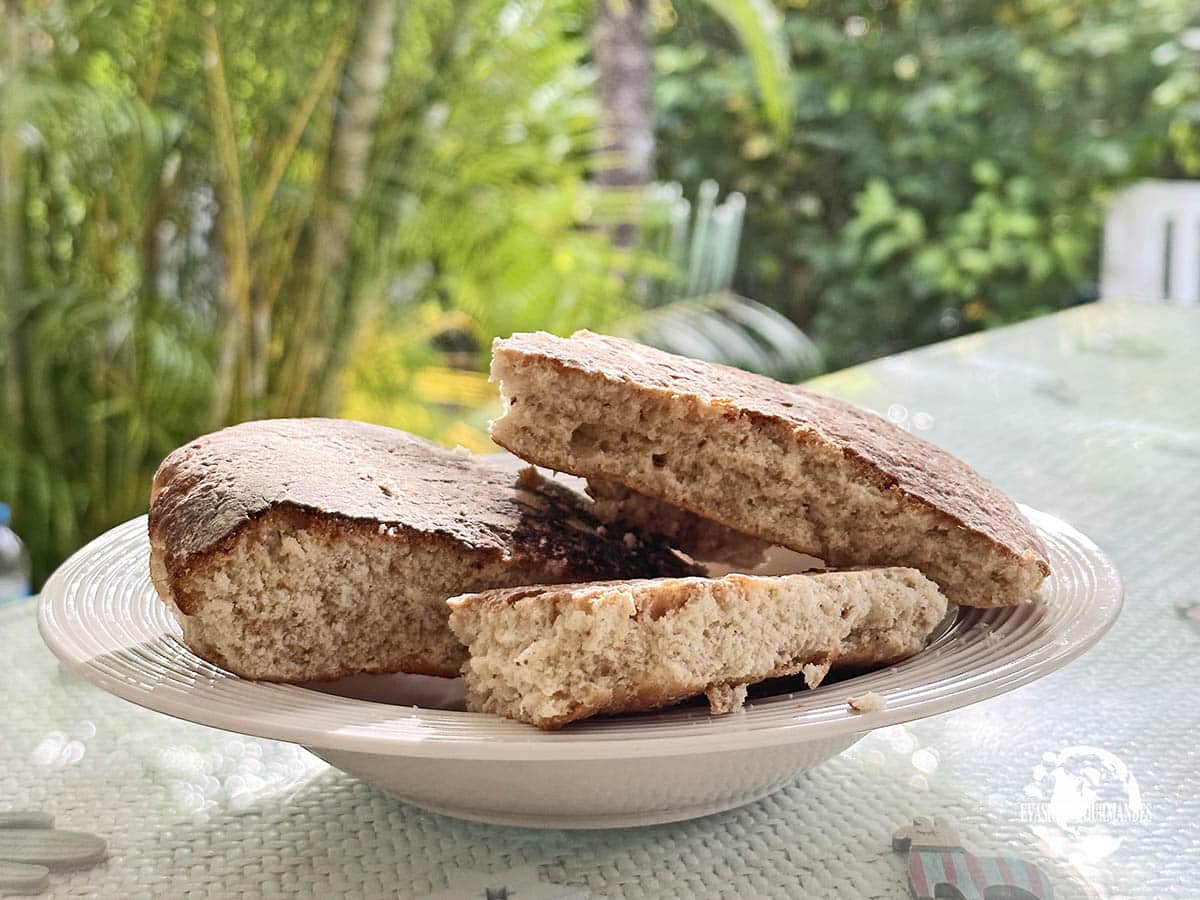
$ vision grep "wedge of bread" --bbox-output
[447,568,948,728]
[490,331,1049,608]
[148,418,697,682]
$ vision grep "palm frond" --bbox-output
[619,292,823,382]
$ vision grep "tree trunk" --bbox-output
[204,21,253,428]
[593,0,654,189]
[593,0,654,247]
[1,0,27,430]
[277,0,398,416]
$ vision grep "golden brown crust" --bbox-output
[492,331,1049,577]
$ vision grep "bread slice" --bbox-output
[447,568,948,729]
[490,331,1049,608]
[148,418,697,682]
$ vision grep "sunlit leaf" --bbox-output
[698,0,794,137]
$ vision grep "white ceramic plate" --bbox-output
[38,507,1121,828]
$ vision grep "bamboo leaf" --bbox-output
[698,0,793,137]
[139,0,178,104]
[247,30,348,242]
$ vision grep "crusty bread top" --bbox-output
[493,331,1049,574]
[149,417,696,578]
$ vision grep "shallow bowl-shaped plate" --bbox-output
[38,507,1120,828]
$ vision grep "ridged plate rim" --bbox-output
[37,506,1121,760]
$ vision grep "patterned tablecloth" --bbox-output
[3,302,1197,899]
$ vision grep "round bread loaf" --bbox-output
[149,418,696,682]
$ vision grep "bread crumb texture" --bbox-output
[448,567,946,728]
[148,418,697,682]
[848,691,888,713]
[490,330,1049,608]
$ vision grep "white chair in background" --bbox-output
[1102,179,1200,304]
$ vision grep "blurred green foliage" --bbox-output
[656,0,1200,366]
[1,0,633,582]
[3,0,1198,584]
